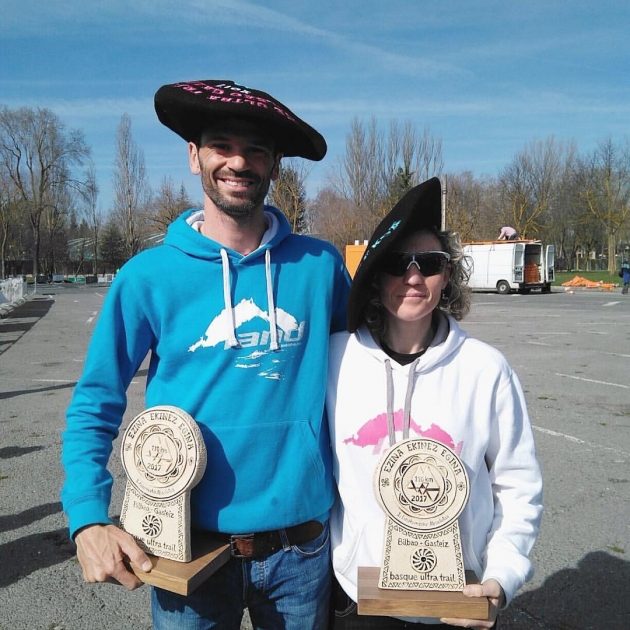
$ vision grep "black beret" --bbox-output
[347,177,443,332]
[154,79,327,161]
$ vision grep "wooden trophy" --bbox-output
[120,406,230,595]
[357,437,491,620]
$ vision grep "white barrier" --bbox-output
[97,274,115,284]
[0,277,24,306]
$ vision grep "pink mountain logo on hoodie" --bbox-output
[343,409,463,455]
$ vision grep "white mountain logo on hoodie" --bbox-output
[188,298,303,353]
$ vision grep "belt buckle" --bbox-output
[230,533,255,558]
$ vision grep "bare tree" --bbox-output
[0,171,21,279]
[574,138,630,273]
[41,177,74,277]
[541,147,592,270]
[382,120,416,213]
[0,106,89,277]
[445,172,498,242]
[81,163,102,275]
[415,125,444,183]
[328,117,443,241]
[147,177,194,233]
[112,113,150,260]
[498,137,571,239]
[309,187,362,253]
[268,159,311,233]
[333,116,384,227]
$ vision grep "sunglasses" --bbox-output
[380,251,451,277]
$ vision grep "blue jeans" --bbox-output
[152,521,331,629]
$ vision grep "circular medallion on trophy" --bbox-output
[121,406,207,501]
[374,438,469,533]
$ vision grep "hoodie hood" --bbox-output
[163,205,293,351]
[353,312,467,375]
[163,205,292,262]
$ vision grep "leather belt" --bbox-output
[225,520,323,559]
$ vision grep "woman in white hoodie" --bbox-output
[327,178,543,629]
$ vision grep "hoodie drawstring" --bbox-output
[385,359,395,447]
[403,358,420,439]
[220,248,239,349]
[219,247,279,351]
[385,357,420,446]
[265,249,279,351]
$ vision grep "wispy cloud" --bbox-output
[2,0,464,80]
[180,0,463,77]
[0,96,152,123]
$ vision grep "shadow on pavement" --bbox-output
[501,550,630,629]
[0,296,55,356]
[0,526,76,588]
[0,445,45,459]
[0,501,61,533]
[0,380,77,400]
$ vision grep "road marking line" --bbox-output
[527,341,551,346]
[86,311,97,324]
[533,425,630,458]
[603,301,620,306]
[555,373,628,389]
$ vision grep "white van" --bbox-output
[463,240,555,294]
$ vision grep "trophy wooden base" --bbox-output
[357,567,492,620]
[130,533,230,595]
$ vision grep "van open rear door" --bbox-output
[513,244,525,283]
[545,245,555,282]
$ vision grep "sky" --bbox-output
[1,0,629,213]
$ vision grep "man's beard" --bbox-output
[200,164,271,222]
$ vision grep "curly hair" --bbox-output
[364,227,472,341]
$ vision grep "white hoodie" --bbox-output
[326,314,543,623]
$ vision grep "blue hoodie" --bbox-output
[61,207,350,538]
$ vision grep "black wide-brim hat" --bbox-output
[347,177,443,332]
[154,79,327,161]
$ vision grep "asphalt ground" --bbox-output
[1,284,629,630]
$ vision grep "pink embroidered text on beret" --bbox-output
[154,79,327,161]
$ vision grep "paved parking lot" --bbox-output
[1,285,629,629]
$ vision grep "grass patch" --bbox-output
[553,271,621,286]
[0,475,9,481]
[606,545,625,554]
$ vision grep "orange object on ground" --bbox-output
[561,275,616,290]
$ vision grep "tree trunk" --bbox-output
[608,232,617,274]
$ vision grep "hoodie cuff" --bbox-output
[66,498,113,540]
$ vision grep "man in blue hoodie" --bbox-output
[61,80,350,629]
